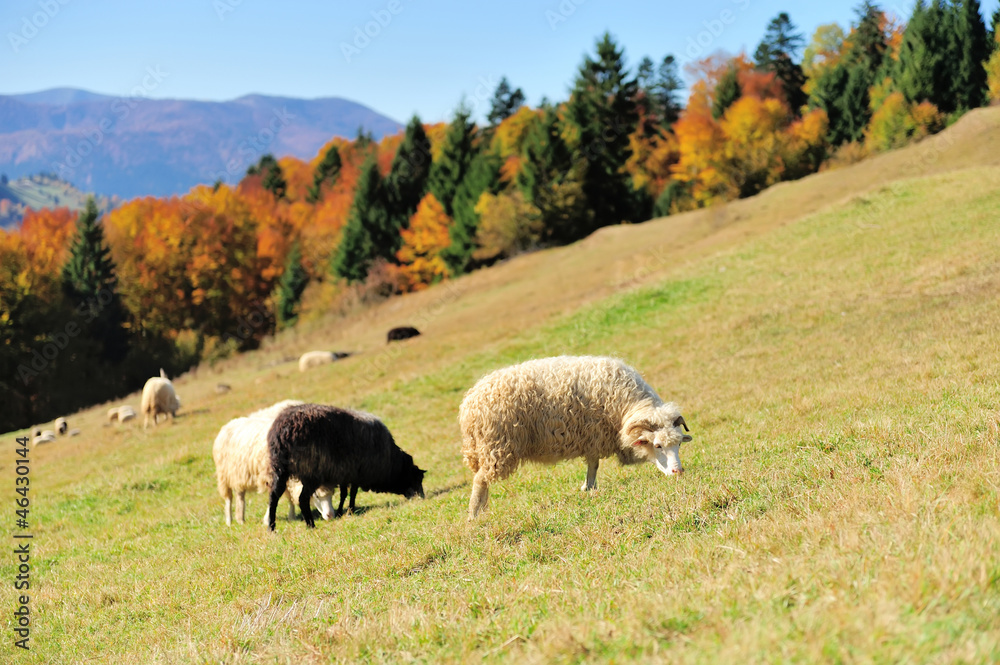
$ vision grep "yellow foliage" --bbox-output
[472,190,542,263]
[987,49,1000,103]
[396,193,452,292]
[865,91,943,153]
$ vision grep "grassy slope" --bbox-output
[3,110,1000,663]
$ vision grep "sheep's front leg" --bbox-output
[348,485,359,513]
[580,459,599,491]
[297,481,319,528]
[223,488,233,526]
[267,472,289,532]
[235,491,246,525]
[337,484,349,516]
[468,468,490,520]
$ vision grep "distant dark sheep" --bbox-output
[386,326,420,343]
[267,404,426,530]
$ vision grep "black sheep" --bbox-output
[386,326,420,342]
[267,404,425,530]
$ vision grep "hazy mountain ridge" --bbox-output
[0,88,402,199]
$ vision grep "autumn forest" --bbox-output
[4,1,1000,432]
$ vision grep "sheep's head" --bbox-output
[624,404,692,477]
[392,451,426,499]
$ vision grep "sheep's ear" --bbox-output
[681,434,693,443]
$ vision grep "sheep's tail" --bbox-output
[461,434,480,473]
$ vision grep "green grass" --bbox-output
[3,160,1000,662]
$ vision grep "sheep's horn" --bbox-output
[674,416,690,432]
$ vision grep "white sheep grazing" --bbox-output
[298,351,348,372]
[31,426,42,439]
[141,377,181,429]
[54,417,68,435]
[460,355,693,519]
[212,399,334,526]
[117,406,137,423]
[33,431,56,446]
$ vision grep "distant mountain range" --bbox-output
[0,88,402,200]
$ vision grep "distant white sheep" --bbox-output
[141,377,181,429]
[54,417,68,435]
[33,431,55,446]
[460,356,693,519]
[212,399,334,526]
[107,405,137,424]
[298,351,349,372]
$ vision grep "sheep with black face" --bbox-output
[266,404,425,530]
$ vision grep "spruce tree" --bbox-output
[276,242,309,325]
[755,13,808,114]
[518,106,592,243]
[249,154,287,199]
[952,0,989,110]
[307,144,342,203]
[61,198,128,362]
[487,77,526,127]
[428,104,477,217]
[385,116,433,229]
[565,32,640,233]
[896,1,952,110]
[441,148,502,274]
[712,64,742,119]
[332,156,393,282]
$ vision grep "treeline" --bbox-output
[3,1,1000,432]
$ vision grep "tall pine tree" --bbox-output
[306,144,342,203]
[755,13,808,114]
[441,147,502,274]
[518,105,592,243]
[565,32,640,234]
[487,77,526,127]
[276,242,309,326]
[428,105,477,217]
[385,116,433,229]
[952,0,990,110]
[61,198,128,362]
[332,156,394,282]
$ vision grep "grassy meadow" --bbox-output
[3,110,1000,663]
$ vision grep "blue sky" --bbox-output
[2,0,997,124]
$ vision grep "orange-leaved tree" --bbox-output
[395,193,452,291]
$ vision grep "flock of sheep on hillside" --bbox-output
[30,332,694,525]
[212,353,691,527]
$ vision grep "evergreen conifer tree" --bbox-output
[712,64,742,119]
[306,144,342,203]
[487,77,526,127]
[441,148,502,274]
[61,198,128,362]
[276,242,309,325]
[952,0,990,109]
[332,156,393,282]
[428,105,477,217]
[385,116,433,228]
[565,32,640,233]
